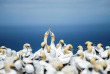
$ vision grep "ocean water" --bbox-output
[0,24,110,54]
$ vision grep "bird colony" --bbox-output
[0,30,110,74]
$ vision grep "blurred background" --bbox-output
[0,0,110,53]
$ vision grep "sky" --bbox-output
[0,0,110,53]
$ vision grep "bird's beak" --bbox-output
[69,48,73,51]
[39,56,42,61]
[61,43,64,46]
[11,66,17,71]
[98,70,103,74]
[72,54,80,57]
[75,48,78,51]
[85,48,87,50]
[26,46,29,49]
[76,54,80,56]
[92,44,95,46]
[42,45,45,49]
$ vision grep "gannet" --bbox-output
[45,45,56,62]
[46,61,63,74]
[17,50,23,60]
[100,49,110,60]
[0,48,6,73]
[85,46,103,63]
[90,57,104,69]
[11,50,17,56]
[107,49,110,59]
[76,45,83,54]
[24,62,35,74]
[38,53,47,62]
[6,48,12,56]
[58,47,73,64]
[22,43,33,58]
[85,41,92,47]
[58,40,66,50]
[85,41,96,54]
[45,45,51,56]
[84,46,93,60]
[84,45,98,58]
[50,30,56,49]
[5,63,17,74]
[81,65,94,74]
[0,48,6,60]
[75,52,91,73]
[70,50,85,65]
[33,59,44,74]
[38,53,55,74]
[106,58,110,74]
[92,63,104,74]
[56,43,59,49]
[1,46,7,54]
[98,61,107,74]
[22,43,29,57]
[47,48,59,64]
[34,42,47,58]
[62,65,78,74]
[22,57,34,74]
[55,40,66,57]
[82,63,104,74]
[66,44,74,52]
[0,56,5,74]
[95,43,104,56]
[13,56,23,74]
[82,59,107,74]
[85,41,95,46]
[69,55,78,65]
[106,46,110,50]
[44,30,49,44]
[52,61,63,71]
[4,48,14,64]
